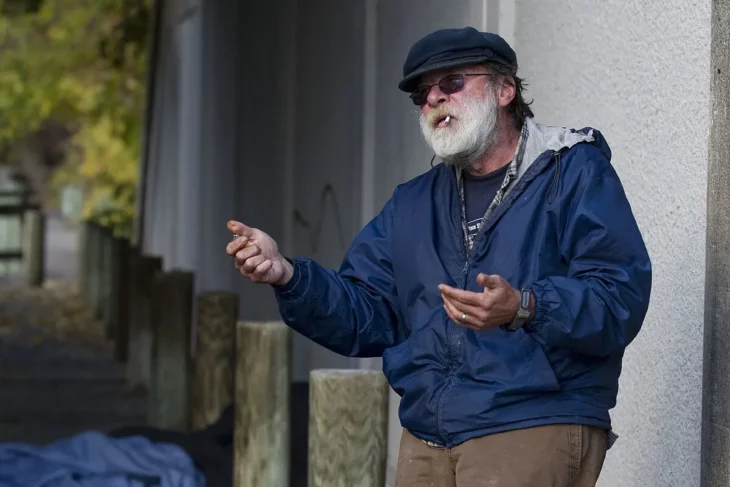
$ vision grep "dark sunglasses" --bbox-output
[409,73,492,106]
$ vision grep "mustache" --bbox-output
[424,107,458,126]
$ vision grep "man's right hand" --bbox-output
[225,220,294,286]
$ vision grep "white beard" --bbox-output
[419,89,499,169]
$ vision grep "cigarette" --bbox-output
[444,115,451,125]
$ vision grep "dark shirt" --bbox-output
[463,163,510,249]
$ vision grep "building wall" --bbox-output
[514,1,711,485]
[141,1,711,485]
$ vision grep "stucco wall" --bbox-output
[514,1,711,485]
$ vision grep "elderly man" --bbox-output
[226,27,651,486]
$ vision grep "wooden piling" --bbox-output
[22,208,44,287]
[78,220,90,301]
[111,237,131,362]
[96,226,113,321]
[234,321,291,487]
[308,369,388,487]
[86,223,102,310]
[190,291,238,430]
[148,269,194,431]
[126,253,162,390]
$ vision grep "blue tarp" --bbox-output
[0,431,205,487]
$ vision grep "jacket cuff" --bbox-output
[524,281,556,334]
[272,257,307,299]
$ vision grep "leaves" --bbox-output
[0,0,151,237]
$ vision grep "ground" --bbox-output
[0,213,147,445]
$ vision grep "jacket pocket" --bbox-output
[475,330,562,408]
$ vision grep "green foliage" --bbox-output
[0,0,151,237]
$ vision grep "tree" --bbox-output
[0,0,151,236]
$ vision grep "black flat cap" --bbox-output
[398,27,517,93]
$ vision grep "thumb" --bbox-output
[477,273,502,290]
[227,220,254,238]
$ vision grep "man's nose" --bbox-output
[426,85,448,107]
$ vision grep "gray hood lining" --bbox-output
[517,117,595,180]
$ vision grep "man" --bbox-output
[225,26,651,486]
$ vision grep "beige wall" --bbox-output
[514,1,711,485]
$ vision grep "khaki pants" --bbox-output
[395,425,607,487]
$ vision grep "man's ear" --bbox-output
[498,79,516,108]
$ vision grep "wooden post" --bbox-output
[112,237,131,362]
[126,253,162,390]
[22,208,44,287]
[234,321,291,487]
[191,291,238,430]
[308,369,388,487]
[95,226,112,321]
[102,233,122,342]
[86,222,102,310]
[148,269,194,432]
[78,220,90,300]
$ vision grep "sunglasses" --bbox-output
[409,73,492,106]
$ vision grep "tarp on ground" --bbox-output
[0,431,204,487]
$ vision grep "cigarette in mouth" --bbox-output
[444,115,451,125]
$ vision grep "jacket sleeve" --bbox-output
[272,190,402,358]
[526,154,652,357]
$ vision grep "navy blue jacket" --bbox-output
[274,119,652,448]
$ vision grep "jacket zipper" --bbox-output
[436,152,556,445]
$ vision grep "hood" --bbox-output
[518,117,612,180]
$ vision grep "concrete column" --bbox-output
[701,1,730,485]
[175,4,202,273]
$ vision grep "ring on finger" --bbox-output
[460,312,468,322]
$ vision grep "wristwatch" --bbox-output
[506,289,532,331]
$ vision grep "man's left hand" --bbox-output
[438,274,521,331]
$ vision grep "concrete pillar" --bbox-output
[234,321,291,487]
[701,1,730,485]
[175,4,202,272]
[191,291,238,430]
[308,369,388,487]
[148,269,194,431]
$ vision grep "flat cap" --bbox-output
[398,26,517,92]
